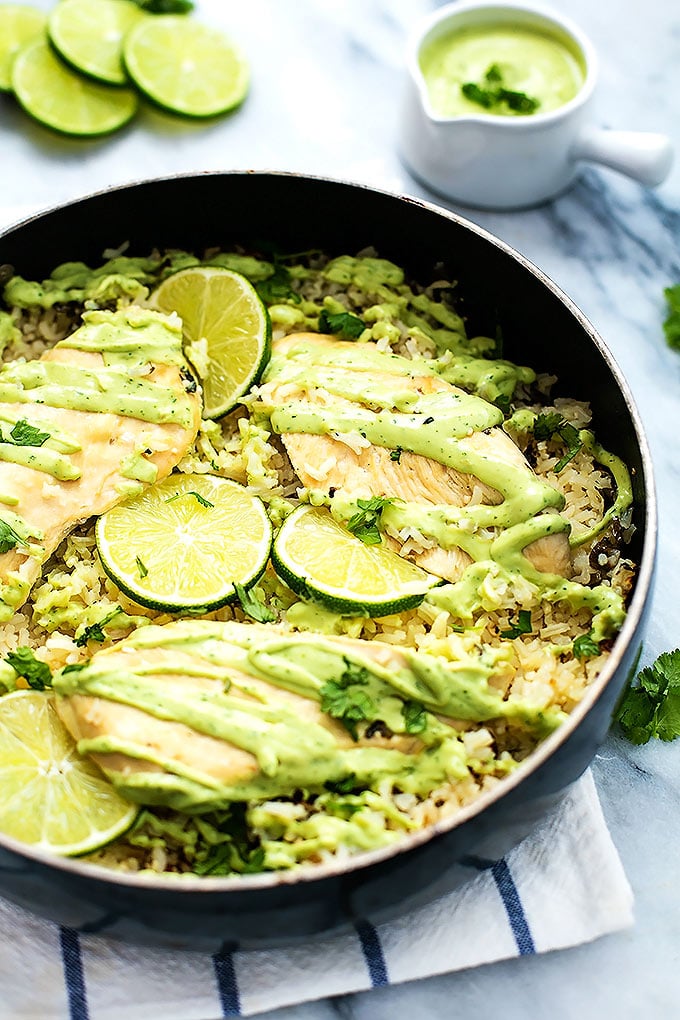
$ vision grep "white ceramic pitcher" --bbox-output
[398,0,673,209]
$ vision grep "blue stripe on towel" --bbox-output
[355,919,389,986]
[213,945,242,1016]
[491,860,536,955]
[460,854,535,955]
[59,926,89,1020]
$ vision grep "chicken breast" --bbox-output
[257,333,571,580]
[0,307,201,619]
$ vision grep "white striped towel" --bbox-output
[0,770,633,1020]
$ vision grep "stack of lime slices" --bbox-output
[1,0,249,137]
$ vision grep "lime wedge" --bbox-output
[96,473,273,612]
[149,267,271,419]
[0,3,46,92]
[11,37,138,136]
[273,505,440,617]
[0,690,137,856]
[122,14,249,117]
[48,0,146,86]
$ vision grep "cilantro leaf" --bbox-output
[616,649,680,744]
[0,519,27,554]
[256,263,300,305]
[346,496,395,546]
[5,647,52,690]
[135,556,148,578]
[234,583,276,623]
[61,663,87,674]
[7,420,50,447]
[320,659,375,740]
[134,0,194,12]
[324,773,358,794]
[390,447,403,462]
[573,632,600,659]
[401,699,428,734]
[533,412,583,472]
[165,490,214,508]
[462,82,494,108]
[75,608,122,647]
[663,285,680,352]
[318,308,365,340]
[501,609,533,639]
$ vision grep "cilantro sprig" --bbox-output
[0,519,27,554]
[573,632,600,660]
[533,412,583,472]
[5,647,52,690]
[616,648,680,744]
[346,496,395,546]
[256,262,300,305]
[320,660,375,741]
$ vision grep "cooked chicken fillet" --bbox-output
[0,309,201,618]
[259,333,571,580]
[55,626,423,793]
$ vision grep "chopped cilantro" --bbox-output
[493,393,512,416]
[346,496,395,546]
[320,659,375,740]
[500,609,533,639]
[0,519,27,554]
[390,447,403,463]
[401,699,428,734]
[462,65,540,115]
[573,632,600,659]
[135,556,148,578]
[533,412,583,472]
[75,608,122,647]
[616,648,680,744]
[234,583,276,623]
[256,262,300,305]
[5,647,52,690]
[166,491,214,508]
[318,308,365,340]
[663,285,680,352]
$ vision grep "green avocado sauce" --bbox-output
[419,24,585,118]
[53,620,563,812]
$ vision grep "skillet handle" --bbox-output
[571,127,673,187]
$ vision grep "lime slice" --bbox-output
[0,690,137,856]
[11,37,138,137]
[0,3,46,92]
[122,14,249,117]
[273,505,440,617]
[48,0,146,86]
[149,267,271,419]
[96,473,273,612]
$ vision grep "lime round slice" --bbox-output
[96,473,273,612]
[0,690,137,856]
[149,267,271,419]
[273,505,440,617]
[0,3,46,92]
[11,37,138,137]
[122,14,249,117]
[48,0,146,86]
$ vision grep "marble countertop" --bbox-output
[1,1,679,1016]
